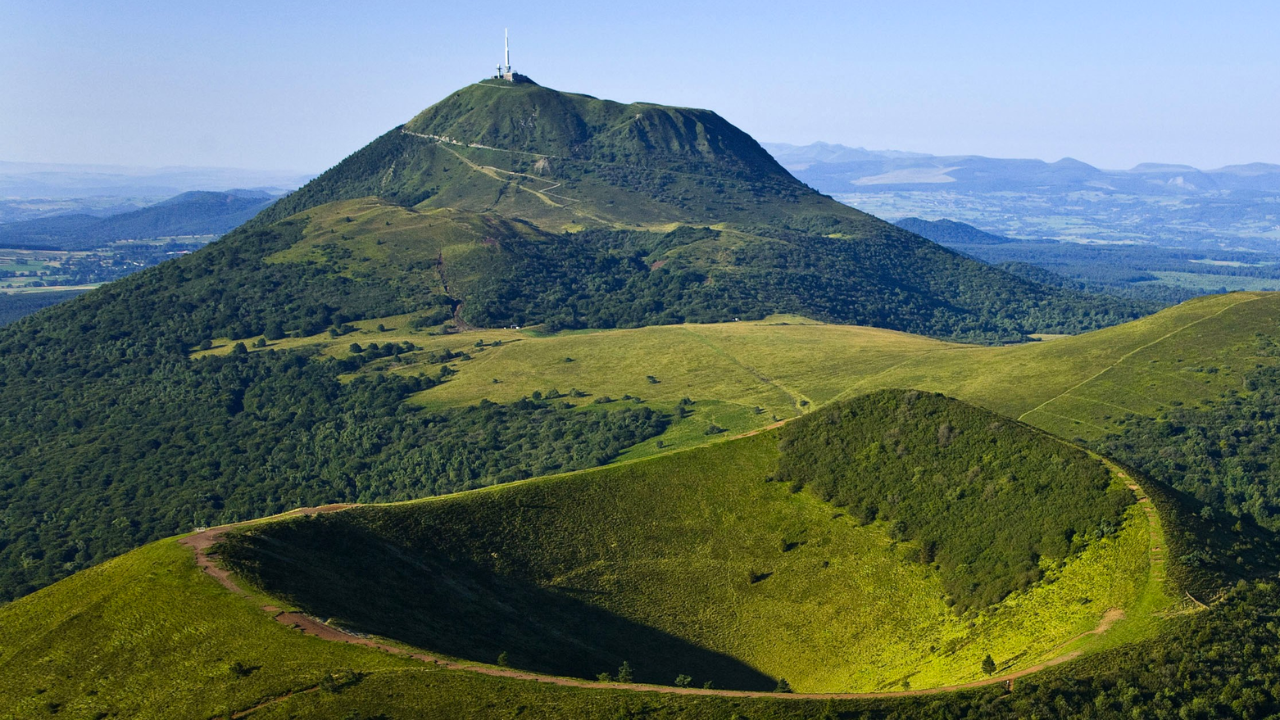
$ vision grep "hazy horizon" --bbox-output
[4,1,1277,173]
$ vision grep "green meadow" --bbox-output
[210,291,1279,449]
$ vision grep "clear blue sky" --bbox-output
[2,0,1276,172]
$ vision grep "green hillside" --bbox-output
[0,392,1171,717]
[0,287,1264,602]
[234,291,1275,444]
[6,295,1280,715]
[0,80,1156,601]
[3,527,1274,720]
[214,392,1158,695]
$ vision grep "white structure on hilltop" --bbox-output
[496,29,514,80]
[494,29,533,83]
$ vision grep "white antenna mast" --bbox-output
[504,29,511,75]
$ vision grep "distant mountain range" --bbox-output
[765,143,1280,250]
[764,142,1280,196]
[0,190,280,250]
[0,160,313,200]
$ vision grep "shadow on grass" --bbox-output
[218,516,776,691]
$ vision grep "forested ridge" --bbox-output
[1097,365,1280,532]
[462,225,1146,341]
[0,219,666,600]
[776,391,1131,612]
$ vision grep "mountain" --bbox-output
[894,217,1026,245]
[0,190,279,250]
[0,80,1153,602]
[765,142,1280,196]
[241,79,1146,341]
[260,80,879,232]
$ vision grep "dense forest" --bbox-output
[0,245,667,599]
[1088,361,1280,595]
[1096,365,1280,532]
[774,390,1132,613]
[0,289,88,326]
[461,226,1148,342]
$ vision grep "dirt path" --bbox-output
[1018,294,1263,423]
[1114,469,1167,583]
[183,506,1127,709]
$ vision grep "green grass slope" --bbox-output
[776,392,1134,612]
[0,287,1274,717]
[214,392,1162,694]
[244,291,1278,447]
[0,531,1268,720]
[0,393,1166,716]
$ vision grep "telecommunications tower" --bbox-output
[493,29,531,83]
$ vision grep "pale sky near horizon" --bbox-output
[2,1,1276,173]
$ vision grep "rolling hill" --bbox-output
[0,190,278,250]
[894,217,1025,245]
[211,392,1154,694]
[0,79,1161,601]
[4,294,1280,716]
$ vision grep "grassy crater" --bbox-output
[215,392,1165,693]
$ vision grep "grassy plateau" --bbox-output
[206,290,1280,452]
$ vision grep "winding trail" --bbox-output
[401,129,608,222]
[182,506,1131,708]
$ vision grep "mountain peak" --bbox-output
[260,80,831,231]
[403,81,788,179]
